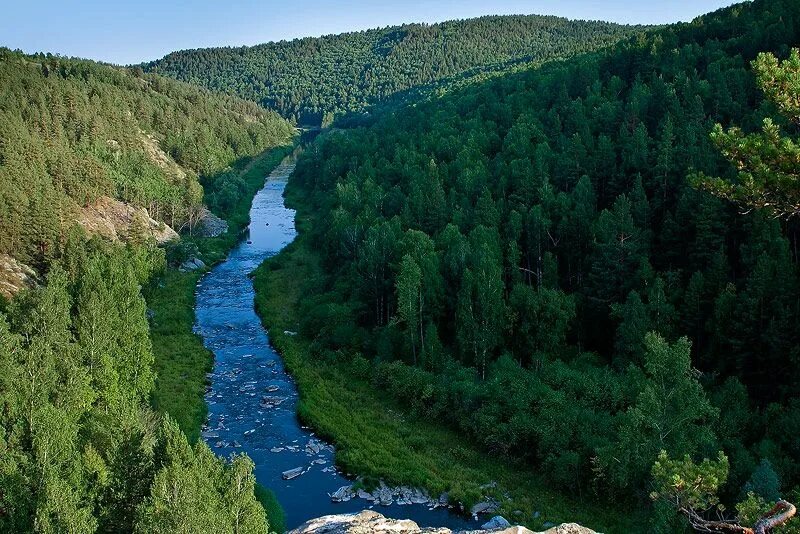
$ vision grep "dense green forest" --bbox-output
[144,16,646,125]
[0,49,294,269]
[279,0,800,529]
[0,51,295,531]
[0,236,269,532]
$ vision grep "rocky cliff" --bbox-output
[78,196,179,244]
[288,511,597,534]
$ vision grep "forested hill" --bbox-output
[144,15,647,125]
[0,49,295,532]
[284,0,800,529]
[0,48,294,269]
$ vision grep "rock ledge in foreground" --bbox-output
[288,510,597,534]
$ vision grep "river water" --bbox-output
[193,159,478,530]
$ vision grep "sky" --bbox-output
[1,0,741,65]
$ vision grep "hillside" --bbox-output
[144,15,647,125]
[0,50,295,532]
[0,48,294,269]
[259,0,800,529]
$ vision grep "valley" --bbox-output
[1,1,800,532]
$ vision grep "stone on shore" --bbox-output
[481,516,511,530]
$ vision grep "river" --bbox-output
[193,157,479,530]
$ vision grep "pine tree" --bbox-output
[696,49,800,218]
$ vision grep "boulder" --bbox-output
[179,257,206,272]
[306,439,324,454]
[195,207,229,237]
[78,195,178,244]
[471,500,500,517]
[330,485,355,503]
[481,516,511,530]
[374,483,394,506]
[282,466,305,480]
[289,510,433,534]
[260,395,286,408]
[0,255,37,299]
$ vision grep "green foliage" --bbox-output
[0,49,294,267]
[252,235,643,532]
[254,485,286,534]
[145,269,210,443]
[599,334,718,492]
[651,450,729,520]
[651,453,798,532]
[136,419,267,534]
[146,16,647,124]
[264,0,800,523]
[0,239,269,532]
[737,493,800,534]
[742,459,782,502]
[696,48,800,218]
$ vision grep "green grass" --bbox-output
[251,228,642,533]
[145,268,210,443]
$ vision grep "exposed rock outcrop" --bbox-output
[194,207,229,237]
[288,510,597,534]
[78,196,178,244]
[139,131,187,182]
[179,257,206,272]
[0,255,37,299]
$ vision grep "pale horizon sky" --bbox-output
[2,0,742,65]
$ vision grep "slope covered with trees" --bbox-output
[144,15,647,125]
[0,236,269,532]
[0,49,294,269]
[273,0,800,529]
[0,50,294,532]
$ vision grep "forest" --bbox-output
[144,16,646,126]
[4,0,800,531]
[278,0,800,530]
[0,51,296,531]
[0,49,294,269]
[0,236,269,532]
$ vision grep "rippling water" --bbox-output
[193,159,478,530]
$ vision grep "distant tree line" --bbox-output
[144,15,647,125]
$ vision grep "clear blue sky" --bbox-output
[2,0,741,65]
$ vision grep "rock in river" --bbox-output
[471,500,499,517]
[329,485,355,503]
[282,466,305,480]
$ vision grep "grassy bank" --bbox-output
[251,199,640,532]
[146,269,209,442]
